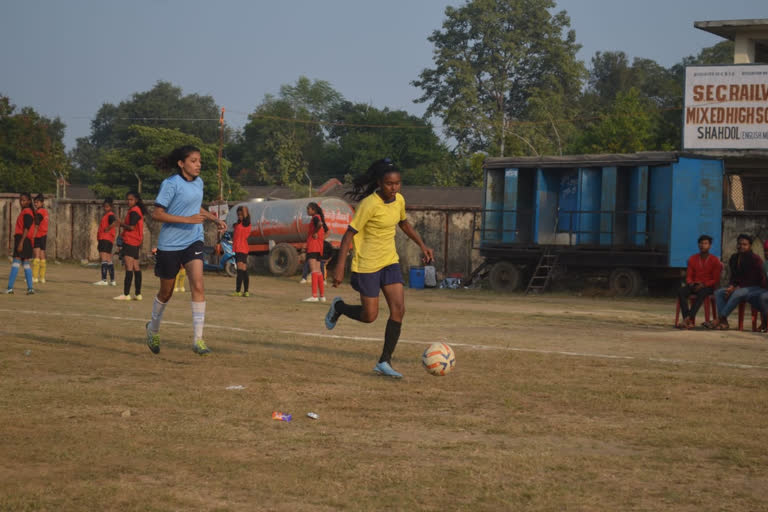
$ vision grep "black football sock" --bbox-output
[379,319,402,364]
[101,262,108,281]
[236,270,243,292]
[123,271,133,296]
[108,263,115,281]
[336,300,363,322]
[243,271,249,293]
[134,270,142,295]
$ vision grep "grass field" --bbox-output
[2,263,768,511]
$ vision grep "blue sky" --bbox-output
[1,0,766,149]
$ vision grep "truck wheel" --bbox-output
[609,268,644,297]
[489,261,522,292]
[268,243,299,276]
[224,259,237,278]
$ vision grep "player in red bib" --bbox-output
[32,194,49,284]
[5,193,36,294]
[302,202,328,303]
[114,191,146,300]
[94,197,119,286]
[231,205,251,297]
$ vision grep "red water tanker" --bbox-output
[225,197,354,276]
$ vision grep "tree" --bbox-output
[412,0,585,156]
[71,82,227,183]
[325,101,449,185]
[228,77,341,188]
[92,125,243,202]
[0,95,69,193]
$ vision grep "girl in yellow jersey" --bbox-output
[326,158,434,378]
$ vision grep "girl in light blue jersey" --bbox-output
[144,145,226,356]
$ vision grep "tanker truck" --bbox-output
[225,197,355,276]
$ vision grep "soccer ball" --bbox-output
[421,342,456,376]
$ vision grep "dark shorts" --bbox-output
[235,252,248,264]
[13,235,33,260]
[97,240,114,254]
[306,252,322,261]
[351,263,404,298]
[122,243,140,260]
[33,236,47,250]
[155,241,204,279]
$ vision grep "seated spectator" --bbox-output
[677,234,722,329]
[707,234,765,330]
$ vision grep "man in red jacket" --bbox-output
[678,234,722,329]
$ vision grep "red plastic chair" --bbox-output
[674,294,716,327]
[737,302,760,332]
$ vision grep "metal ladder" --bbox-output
[525,250,559,295]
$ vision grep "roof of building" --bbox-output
[694,19,768,61]
[484,152,681,169]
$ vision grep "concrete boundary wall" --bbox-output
[1,195,482,278]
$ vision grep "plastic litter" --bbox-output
[307,412,319,420]
[439,277,462,289]
[225,385,246,390]
[272,411,292,422]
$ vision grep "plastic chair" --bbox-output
[737,302,760,332]
[675,294,716,327]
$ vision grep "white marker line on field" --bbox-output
[2,308,767,371]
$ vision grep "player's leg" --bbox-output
[117,254,135,300]
[305,257,322,301]
[38,243,46,283]
[374,282,405,378]
[32,246,41,283]
[146,250,179,354]
[185,257,210,355]
[131,257,142,300]
[21,240,34,292]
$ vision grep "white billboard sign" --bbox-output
[684,65,768,150]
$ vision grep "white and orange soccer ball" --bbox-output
[421,342,456,376]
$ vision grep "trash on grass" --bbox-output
[307,412,319,420]
[226,385,246,390]
[272,411,292,422]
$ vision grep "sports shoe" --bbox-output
[180,286,185,292]
[325,297,343,330]
[33,278,39,284]
[299,278,308,284]
[133,294,143,301]
[39,278,45,284]
[320,296,327,302]
[113,294,131,300]
[243,292,250,297]
[373,361,403,379]
[193,339,211,355]
[302,296,319,302]
[110,281,117,286]
[26,289,35,295]
[231,291,242,297]
[93,280,108,286]
[5,289,13,295]
[174,287,179,292]
[145,322,160,354]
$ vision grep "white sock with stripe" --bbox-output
[191,301,206,343]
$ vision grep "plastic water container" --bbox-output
[409,266,425,289]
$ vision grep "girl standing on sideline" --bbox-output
[232,205,251,297]
[32,194,49,284]
[114,192,146,300]
[325,159,434,378]
[303,202,328,303]
[94,198,119,286]
[5,193,36,295]
[145,145,226,356]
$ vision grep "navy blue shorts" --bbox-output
[155,241,204,279]
[351,263,404,298]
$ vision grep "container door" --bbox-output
[482,169,504,242]
[502,169,519,243]
[576,168,601,244]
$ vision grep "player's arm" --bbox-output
[332,228,356,287]
[198,207,227,233]
[398,220,434,264]
[107,214,119,232]
[121,211,141,231]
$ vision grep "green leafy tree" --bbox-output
[92,125,243,202]
[0,95,69,193]
[325,101,450,185]
[412,0,585,156]
[72,82,227,183]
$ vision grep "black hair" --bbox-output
[157,145,201,176]
[34,194,45,203]
[126,191,147,215]
[698,234,713,243]
[346,158,400,202]
[20,192,31,201]
[307,202,328,232]
[737,233,753,244]
[103,197,114,206]
[236,205,251,228]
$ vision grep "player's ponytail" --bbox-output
[346,158,399,202]
[156,145,201,175]
[308,202,328,232]
[236,205,251,228]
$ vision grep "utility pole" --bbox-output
[217,107,225,202]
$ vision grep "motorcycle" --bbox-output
[202,231,237,277]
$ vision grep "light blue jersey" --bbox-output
[155,174,204,251]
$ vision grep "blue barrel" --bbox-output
[409,266,425,289]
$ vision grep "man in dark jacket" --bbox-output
[708,234,765,330]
